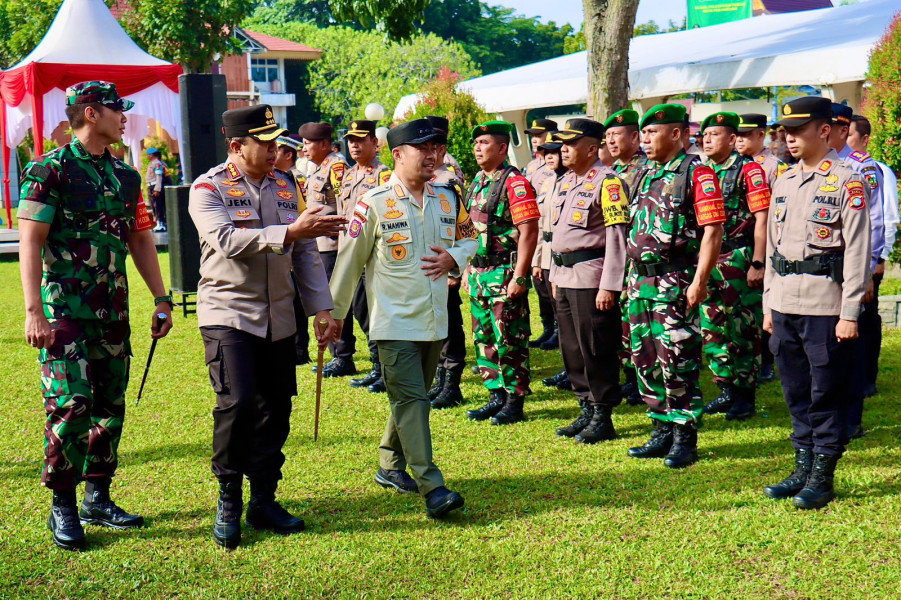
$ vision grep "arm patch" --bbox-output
[600,177,629,225]
[506,175,540,225]
[692,165,727,226]
[24,163,52,182]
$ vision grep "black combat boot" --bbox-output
[245,479,305,534]
[466,389,507,421]
[48,489,85,550]
[542,369,567,387]
[295,347,311,366]
[759,362,775,382]
[425,486,465,519]
[764,448,813,500]
[539,328,559,350]
[367,376,386,393]
[574,405,617,444]
[432,370,464,409]
[213,477,242,549]
[350,362,381,388]
[628,420,673,458]
[664,422,698,468]
[529,325,554,348]
[427,367,447,400]
[725,386,756,421]
[491,394,525,425]
[79,477,144,529]
[792,453,839,510]
[556,400,592,438]
[556,374,572,391]
[703,384,734,415]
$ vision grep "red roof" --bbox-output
[109,0,130,20]
[242,30,321,55]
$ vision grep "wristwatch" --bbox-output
[514,274,530,286]
[751,260,765,270]
[154,294,174,309]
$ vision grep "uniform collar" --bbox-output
[574,159,604,184]
[708,151,740,173]
[477,164,508,184]
[787,149,838,181]
[70,137,111,162]
[659,149,689,172]
[837,144,851,159]
[320,151,342,168]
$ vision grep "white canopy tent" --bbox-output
[1,0,183,163]
[395,0,898,159]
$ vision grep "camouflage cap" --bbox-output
[471,120,513,140]
[700,111,740,133]
[640,104,687,130]
[604,109,639,130]
[65,81,134,112]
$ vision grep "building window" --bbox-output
[251,58,279,83]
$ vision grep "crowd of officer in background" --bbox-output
[18,79,898,551]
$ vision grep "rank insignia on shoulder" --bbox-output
[587,169,597,179]
[227,163,241,180]
[393,184,407,199]
[848,150,870,162]
[817,160,832,173]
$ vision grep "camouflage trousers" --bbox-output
[700,246,762,390]
[38,319,131,490]
[470,293,531,396]
[628,272,703,424]
[619,292,633,369]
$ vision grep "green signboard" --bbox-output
[687,0,752,28]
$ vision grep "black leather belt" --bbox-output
[471,252,516,268]
[542,231,553,242]
[551,248,605,267]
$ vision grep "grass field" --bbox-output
[1,253,900,599]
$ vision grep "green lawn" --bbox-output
[1,253,900,599]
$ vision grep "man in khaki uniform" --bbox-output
[523,118,558,181]
[300,121,354,377]
[330,119,478,518]
[736,114,788,186]
[550,118,628,444]
[762,97,870,511]
[190,104,345,548]
[336,120,393,393]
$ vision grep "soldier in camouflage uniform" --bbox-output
[625,104,726,469]
[697,112,772,421]
[18,82,173,550]
[604,109,647,406]
[736,113,788,383]
[464,121,540,426]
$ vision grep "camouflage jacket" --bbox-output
[18,138,153,321]
[627,150,725,267]
[613,150,648,189]
[706,151,771,245]
[465,165,539,297]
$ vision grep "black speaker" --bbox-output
[165,185,201,293]
[179,73,228,182]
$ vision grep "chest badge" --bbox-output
[440,194,452,214]
[391,245,407,260]
[367,177,376,184]
[275,178,288,189]
[383,198,404,220]
[221,179,239,187]
[276,190,294,200]
[235,210,251,218]
[584,183,596,191]
[816,226,830,239]
[576,200,586,207]
[572,211,583,222]
[385,232,410,244]
[227,188,245,197]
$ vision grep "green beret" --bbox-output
[472,120,513,140]
[700,112,740,133]
[604,109,639,129]
[640,104,687,130]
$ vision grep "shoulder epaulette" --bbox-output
[848,150,871,163]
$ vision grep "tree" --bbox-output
[252,0,335,27]
[396,67,489,180]
[862,11,901,174]
[329,0,429,40]
[583,0,641,119]
[243,20,479,126]
[0,0,74,69]
[118,0,255,73]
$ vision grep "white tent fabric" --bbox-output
[11,0,172,69]
[3,0,182,163]
[395,0,898,117]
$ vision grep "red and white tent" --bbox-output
[0,0,183,227]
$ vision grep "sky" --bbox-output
[512,0,850,31]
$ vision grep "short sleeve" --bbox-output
[692,165,726,226]
[17,161,60,223]
[505,174,540,225]
[743,162,771,213]
[130,193,156,232]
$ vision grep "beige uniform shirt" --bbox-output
[532,169,561,271]
[330,174,479,341]
[763,151,871,321]
[306,151,348,252]
[189,160,333,341]
[752,152,788,187]
[549,160,627,291]
[337,158,391,250]
[145,157,165,193]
